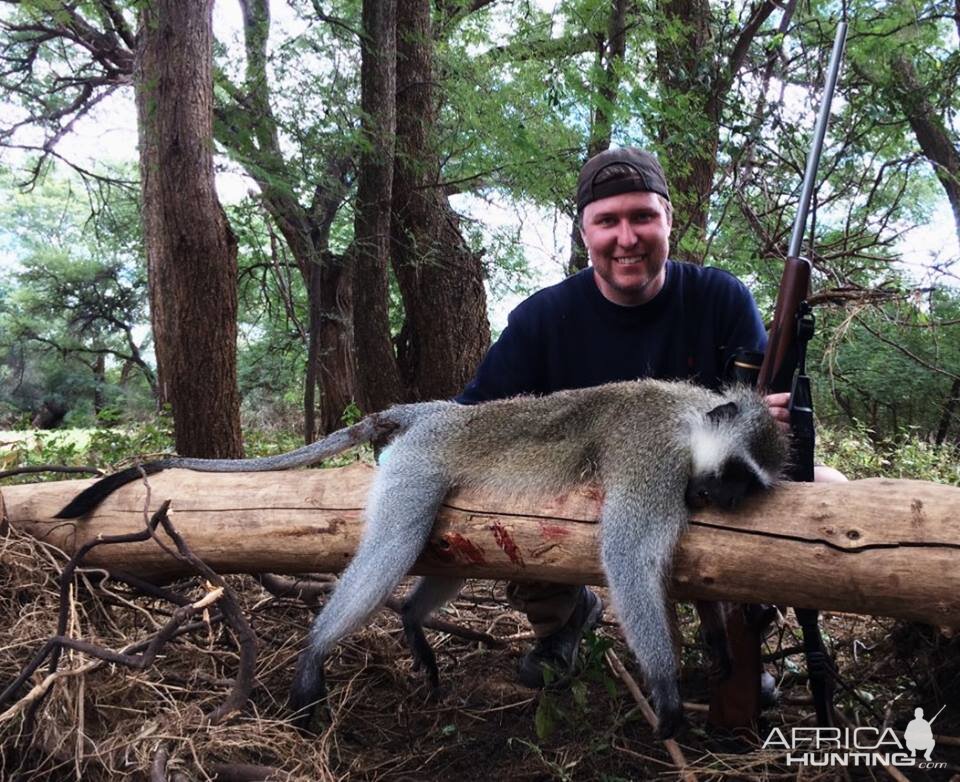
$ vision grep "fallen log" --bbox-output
[2,464,958,627]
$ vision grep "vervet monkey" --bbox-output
[56,379,787,737]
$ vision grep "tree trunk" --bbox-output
[222,0,356,439]
[655,0,716,263]
[5,468,959,628]
[568,0,629,275]
[314,254,356,433]
[258,187,354,439]
[392,0,490,399]
[304,260,321,441]
[654,0,777,263]
[303,254,357,439]
[93,353,106,415]
[135,0,243,457]
[935,377,960,446]
[888,54,960,247]
[353,0,404,414]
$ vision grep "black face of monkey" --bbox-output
[685,456,765,510]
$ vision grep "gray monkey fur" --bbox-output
[56,379,787,738]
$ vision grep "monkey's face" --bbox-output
[685,456,766,511]
[580,191,672,307]
[686,391,788,512]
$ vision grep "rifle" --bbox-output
[719,22,847,732]
[757,21,848,727]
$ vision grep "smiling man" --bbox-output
[460,147,773,408]
[576,150,673,307]
[581,191,671,305]
[457,147,782,694]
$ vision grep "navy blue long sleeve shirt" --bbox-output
[458,261,766,403]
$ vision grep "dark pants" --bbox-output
[506,581,581,636]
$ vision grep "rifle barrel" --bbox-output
[787,21,848,259]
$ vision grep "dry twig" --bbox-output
[0,500,257,725]
[604,648,697,782]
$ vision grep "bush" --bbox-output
[818,422,960,484]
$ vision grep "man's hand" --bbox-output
[764,392,791,433]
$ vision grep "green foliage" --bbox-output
[0,413,173,483]
[533,631,617,741]
[229,197,311,427]
[809,289,960,442]
[460,216,542,307]
[339,400,363,426]
[241,426,308,459]
[818,423,960,484]
[82,416,174,466]
[1,431,87,478]
[0,167,154,426]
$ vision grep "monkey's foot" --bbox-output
[517,587,603,689]
[289,700,332,734]
[655,702,685,740]
[743,603,779,632]
[657,709,686,739]
[648,675,685,739]
[402,617,441,689]
[288,655,329,733]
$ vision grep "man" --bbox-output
[457,147,799,689]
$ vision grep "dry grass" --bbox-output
[1,521,957,781]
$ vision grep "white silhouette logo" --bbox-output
[904,705,943,762]
[762,704,946,769]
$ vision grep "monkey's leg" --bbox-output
[600,491,686,739]
[288,464,449,727]
[401,576,465,690]
[695,600,732,681]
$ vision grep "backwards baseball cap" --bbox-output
[576,147,670,213]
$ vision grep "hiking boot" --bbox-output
[517,587,603,688]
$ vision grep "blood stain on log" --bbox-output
[491,522,524,567]
[538,522,571,540]
[434,533,486,565]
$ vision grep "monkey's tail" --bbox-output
[295,464,449,672]
[54,461,175,518]
[54,401,451,519]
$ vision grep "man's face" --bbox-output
[580,191,672,306]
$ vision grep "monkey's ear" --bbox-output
[706,401,739,424]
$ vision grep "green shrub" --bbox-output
[818,423,960,484]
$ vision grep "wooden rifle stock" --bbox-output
[756,256,811,395]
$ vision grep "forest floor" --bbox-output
[0,520,958,782]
